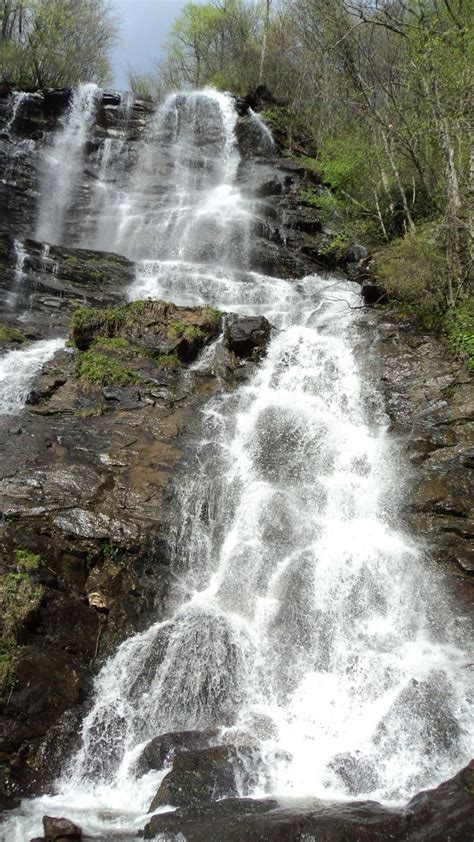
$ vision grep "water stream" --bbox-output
[1,89,472,839]
[0,339,65,416]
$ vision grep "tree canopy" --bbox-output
[0,0,119,88]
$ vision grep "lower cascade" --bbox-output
[0,88,472,840]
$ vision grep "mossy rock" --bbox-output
[0,325,27,346]
[0,570,43,699]
[76,350,140,387]
[70,299,223,365]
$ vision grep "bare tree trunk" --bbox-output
[381,128,416,233]
[259,0,271,83]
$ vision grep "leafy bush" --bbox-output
[443,298,474,370]
[371,224,447,310]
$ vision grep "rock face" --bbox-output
[42,815,82,840]
[224,315,272,358]
[367,309,474,581]
[137,730,216,777]
[149,746,240,810]
[143,760,474,841]
[0,297,245,806]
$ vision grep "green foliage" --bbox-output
[371,225,448,310]
[202,306,222,321]
[167,322,206,341]
[443,299,474,371]
[102,542,118,560]
[15,549,41,571]
[91,337,135,354]
[0,571,43,697]
[76,351,139,387]
[71,305,125,339]
[156,352,180,368]
[0,0,119,88]
[0,326,26,343]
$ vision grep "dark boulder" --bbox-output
[136,729,215,776]
[143,796,405,841]
[406,759,474,841]
[148,746,240,811]
[42,814,82,840]
[224,315,271,359]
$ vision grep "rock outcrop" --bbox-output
[143,760,474,841]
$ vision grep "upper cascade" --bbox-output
[35,83,100,246]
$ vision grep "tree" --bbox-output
[0,0,119,88]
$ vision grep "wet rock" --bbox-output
[329,751,380,796]
[224,315,271,359]
[143,796,405,841]
[374,671,460,757]
[406,759,474,841]
[42,814,82,840]
[148,746,240,810]
[137,730,215,776]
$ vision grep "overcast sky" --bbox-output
[112,0,199,89]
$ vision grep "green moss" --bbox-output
[202,306,222,322]
[0,326,26,343]
[15,549,41,570]
[0,572,43,697]
[167,322,206,341]
[77,351,140,387]
[70,305,126,340]
[91,337,132,352]
[443,298,474,370]
[156,352,180,368]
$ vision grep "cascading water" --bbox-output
[7,239,27,309]
[0,339,65,416]
[35,83,99,245]
[3,91,29,136]
[2,90,472,840]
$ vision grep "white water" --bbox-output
[2,90,472,840]
[7,239,27,309]
[35,84,99,245]
[0,339,65,415]
[3,91,29,135]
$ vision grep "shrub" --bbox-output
[371,224,447,310]
[443,298,474,370]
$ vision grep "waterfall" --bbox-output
[7,239,27,309]
[2,90,472,840]
[0,339,65,416]
[35,84,99,245]
[3,91,29,135]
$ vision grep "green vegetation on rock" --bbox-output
[167,322,206,341]
[443,299,474,371]
[156,352,180,368]
[77,351,140,387]
[15,549,41,571]
[0,571,43,697]
[0,326,26,344]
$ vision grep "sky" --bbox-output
[111,0,199,89]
